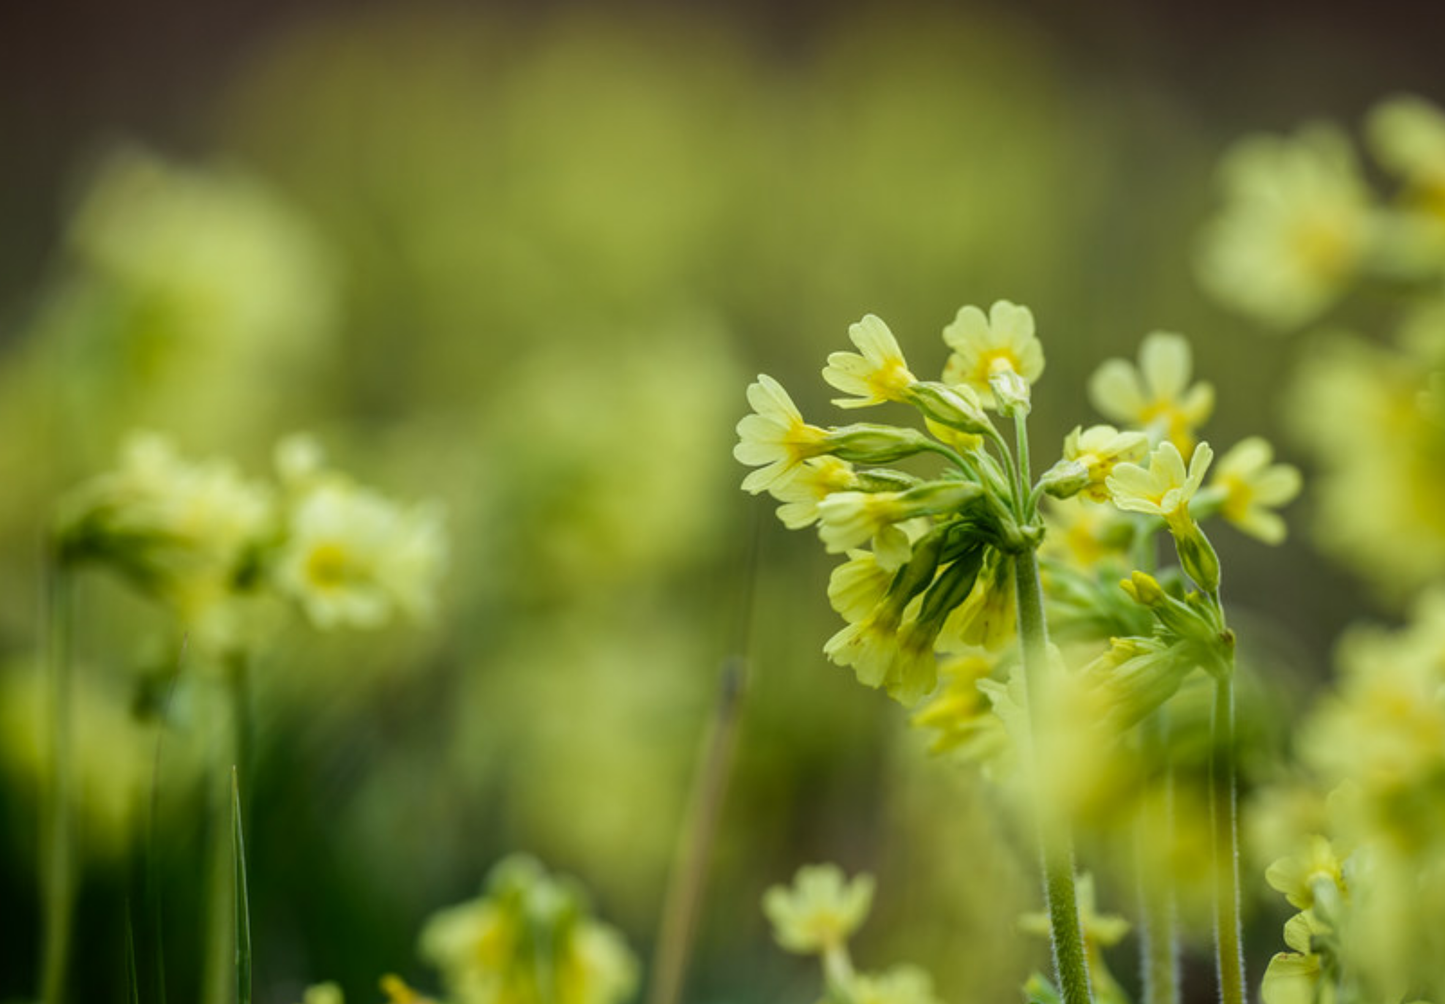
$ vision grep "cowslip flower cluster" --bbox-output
[739,305,1300,1004]
[763,864,944,1004]
[55,431,447,650]
[418,855,637,1004]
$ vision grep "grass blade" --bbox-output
[231,767,252,1004]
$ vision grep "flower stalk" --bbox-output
[41,556,75,1004]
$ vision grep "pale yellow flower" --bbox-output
[275,481,446,630]
[1207,437,1302,544]
[1261,912,1335,1004]
[1106,440,1213,526]
[762,863,874,955]
[1197,124,1372,329]
[1265,835,1345,912]
[936,549,1014,652]
[769,457,860,529]
[734,374,831,494]
[827,551,894,622]
[824,596,929,697]
[1087,332,1214,455]
[910,653,1005,757]
[941,300,1044,409]
[1053,424,1150,502]
[823,314,918,408]
[850,965,945,1004]
[1369,95,1445,214]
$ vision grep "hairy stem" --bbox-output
[1211,672,1245,1004]
[1138,712,1179,1004]
[1014,549,1093,1004]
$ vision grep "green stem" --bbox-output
[1211,672,1245,1004]
[1138,712,1179,1004]
[41,559,74,1004]
[646,658,747,1004]
[202,649,250,1004]
[1013,549,1093,1004]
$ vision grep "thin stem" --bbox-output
[1211,672,1245,1004]
[646,657,747,1004]
[41,558,74,1004]
[1138,711,1179,1004]
[1013,549,1093,1004]
[231,768,252,1004]
[202,649,250,1004]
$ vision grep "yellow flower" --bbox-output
[275,480,446,631]
[850,965,945,1004]
[1206,436,1302,544]
[823,595,931,698]
[827,551,894,622]
[910,653,1005,757]
[936,549,1015,652]
[1265,835,1346,912]
[941,300,1044,409]
[1045,424,1151,502]
[769,457,860,529]
[1368,95,1445,220]
[55,431,275,647]
[1197,124,1372,329]
[1261,912,1335,1004]
[816,482,979,556]
[1106,440,1213,527]
[296,984,345,1004]
[419,856,638,1004]
[734,374,831,494]
[823,314,918,408]
[762,863,874,955]
[1087,332,1214,455]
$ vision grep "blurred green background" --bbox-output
[1,3,1443,1003]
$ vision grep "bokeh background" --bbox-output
[3,2,1444,1003]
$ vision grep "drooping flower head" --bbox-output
[1088,333,1214,456]
[942,300,1044,410]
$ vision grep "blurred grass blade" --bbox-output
[41,559,74,1004]
[145,639,185,1004]
[124,901,141,1004]
[231,767,252,1004]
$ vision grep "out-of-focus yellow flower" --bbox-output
[379,976,437,1004]
[1265,835,1346,912]
[941,300,1043,410]
[849,965,945,1004]
[297,983,345,1004]
[1197,125,1373,329]
[1105,440,1213,529]
[1043,424,1150,503]
[1261,911,1335,1004]
[824,314,919,408]
[762,863,874,955]
[910,652,1006,758]
[1087,332,1214,456]
[1039,497,1134,570]
[734,374,831,494]
[1368,95,1445,220]
[56,432,275,649]
[419,856,637,1004]
[275,477,446,631]
[1287,330,1445,599]
[1204,437,1302,544]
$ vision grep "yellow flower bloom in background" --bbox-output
[1106,440,1213,528]
[1265,835,1345,912]
[850,965,946,1004]
[1261,911,1334,1004]
[1206,436,1302,544]
[56,431,275,647]
[763,863,874,955]
[296,983,345,1004]
[941,300,1044,409]
[419,856,637,1004]
[911,653,1005,758]
[823,314,919,408]
[1368,95,1445,220]
[1087,332,1214,455]
[1197,124,1373,329]
[275,479,446,631]
[734,374,831,494]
